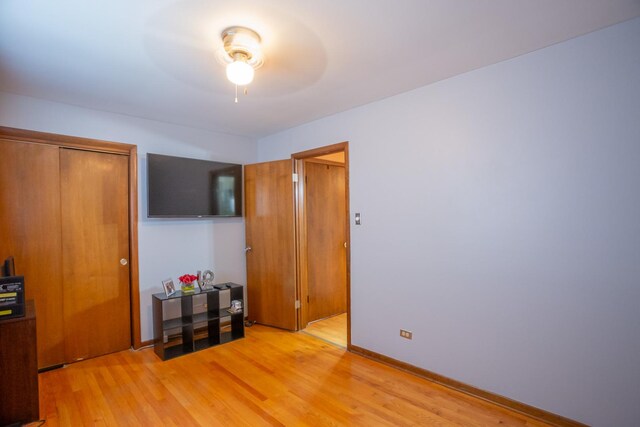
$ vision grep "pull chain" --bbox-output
[234,85,249,103]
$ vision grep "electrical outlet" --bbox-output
[400,329,413,340]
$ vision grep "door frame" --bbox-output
[292,141,351,349]
[0,126,142,349]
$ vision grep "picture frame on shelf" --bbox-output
[162,278,176,297]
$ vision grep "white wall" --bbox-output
[0,92,257,342]
[258,18,640,426]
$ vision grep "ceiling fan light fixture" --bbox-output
[218,26,263,87]
[226,53,254,85]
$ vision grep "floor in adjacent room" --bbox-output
[302,312,347,348]
[31,324,551,426]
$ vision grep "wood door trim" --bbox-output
[293,159,308,331]
[0,126,134,155]
[292,142,348,159]
[0,126,141,349]
[128,146,141,349]
[292,141,351,349]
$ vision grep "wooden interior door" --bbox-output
[305,161,347,323]
[60,148,131,361]
[244,160,297,330]
[0,140,66,368]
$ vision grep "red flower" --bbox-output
[179,274,198,284]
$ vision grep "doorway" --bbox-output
[293,142,350,348]
[243,142,350,348]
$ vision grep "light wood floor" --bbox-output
[303,312,347,347]
[34,325,550,426]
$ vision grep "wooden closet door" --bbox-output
[60,149,131,361]
[305,161,347,323]
[0,140,65,368]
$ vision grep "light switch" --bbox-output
[355,213,361,225]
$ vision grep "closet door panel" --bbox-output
[60,149,131,361]
[0,140,65,368]
[305,161,347,323]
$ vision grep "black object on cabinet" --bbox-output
[152,283,244,360]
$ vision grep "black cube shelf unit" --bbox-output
[152,282,244,360]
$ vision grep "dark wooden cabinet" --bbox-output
[0,300,39,425]
[152,283,244,360]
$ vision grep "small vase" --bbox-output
[181,282,195,293]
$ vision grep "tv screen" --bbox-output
[147,153,242,218]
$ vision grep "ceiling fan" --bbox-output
[216,26,264,102]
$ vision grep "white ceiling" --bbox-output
[2,0,640,138]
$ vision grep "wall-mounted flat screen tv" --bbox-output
[147,153,242,218]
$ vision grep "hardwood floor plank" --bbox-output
[35,325,552,426]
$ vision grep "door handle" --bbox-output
[343,242,347,248]
[120,258,128,266]
[244,247,252,253]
